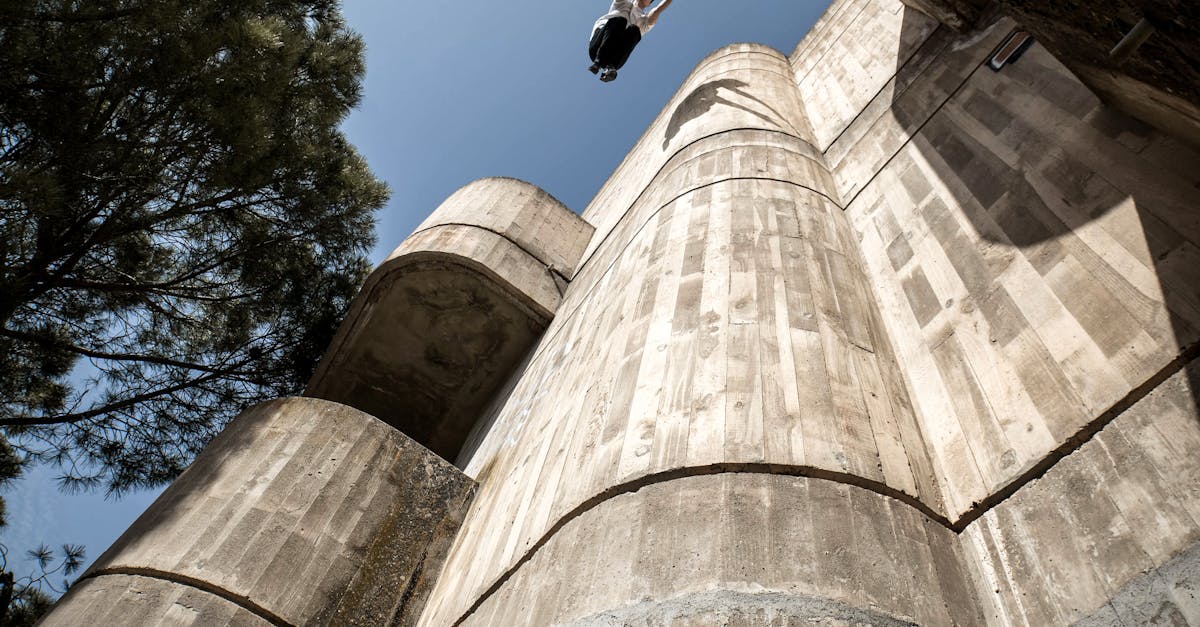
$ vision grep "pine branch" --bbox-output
[0,329,254,377]
[0,372,225,427]
[0,8,143,24]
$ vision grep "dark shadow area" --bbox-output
[307,258,549,463]
[663,78,797,149]
[880,5,1200,481]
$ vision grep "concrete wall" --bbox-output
[418,42,955,626]
[420,1,1200,623]
[790,0,941,155]
[578,44,816,264]
[792,1,1014,204]
[960,364,1200,625]
[307,177,592,461]
[840,9,1200,519]
[47,0,1200,624]
[814,0,1200,622]
[463,475,982,626]
[41,398,475,626]
[898,0,1200,148]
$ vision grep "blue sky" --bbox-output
[346,0,833,263]
[1,0,831,585]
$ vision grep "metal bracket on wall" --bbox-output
[988,30,1034,71]
[1109,18,1155,65]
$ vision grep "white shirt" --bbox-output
[593,0,654,37]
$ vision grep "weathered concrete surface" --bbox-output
[565,591,921,627]
[307,178,592,461]
[577,44,818,265]
[419,42,949,626]
[790,0,1015,202]
[838,0,1200,517]
[411,177,594,280]
[790,0,942,155]
[43,574,271,627]
[959,363,1200,625]
[306,261,548,461]
[454,475,982,626]
[41,398,475,627]
[1074,540,1200,627]
[899,0,1200,147]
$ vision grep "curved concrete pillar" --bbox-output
[580,44,820,267]
[40,398,475,627]
[418,45,959,626]
[465,475,978,626]
[306,178,593,461]
[41,3,1200,624]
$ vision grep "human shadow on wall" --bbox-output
[882,7,1200,446]
[663,79,796,150]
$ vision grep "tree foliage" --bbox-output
[0,440,66,627]
[0,543,83,626]
[0,0,388,494]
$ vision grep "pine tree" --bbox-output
[0,438,71,626]
[0,0,389,494]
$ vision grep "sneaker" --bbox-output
[599,67,618,82]
[588,63,599,74]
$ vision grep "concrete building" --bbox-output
[42,0,1200,624]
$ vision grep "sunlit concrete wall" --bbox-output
[418,43,977,627]
[307,177,593,461]
[424,0,1200,623]
[41,0,1200,624]
[843,20,1200,519]
[816,0,1200,622]
[41,398,475,627]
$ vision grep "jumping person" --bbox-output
[588,0,675,82]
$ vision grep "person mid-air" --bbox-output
[588,0,675,82]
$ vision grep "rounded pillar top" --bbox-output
[307,176,593,461]
[691,42,790,68]
[399,176,590,278]
[579,41,821,261]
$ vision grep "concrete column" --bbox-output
[39,2,1200,624]
[417,44,974,626]
[307,177,593,462]
[40,398,475,627]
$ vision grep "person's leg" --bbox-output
[588,28,603,73]
[588,22,609,65]
[597,23,641,81]
[606,24,642,70]
[594,18,633,69]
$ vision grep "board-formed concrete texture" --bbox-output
[42,0,1200,625]
[896,0,1200,148]
[417,1,1200,624]
[306,177,593,461]
[41,398,476,626]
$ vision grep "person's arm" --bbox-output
[646,0,673,27]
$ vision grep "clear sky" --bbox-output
[345,0,833,263]
[1,0,831,586]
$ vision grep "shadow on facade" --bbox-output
[664,78,801,149]
[887,7,1200,426]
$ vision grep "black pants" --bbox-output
[589,17,642,70]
